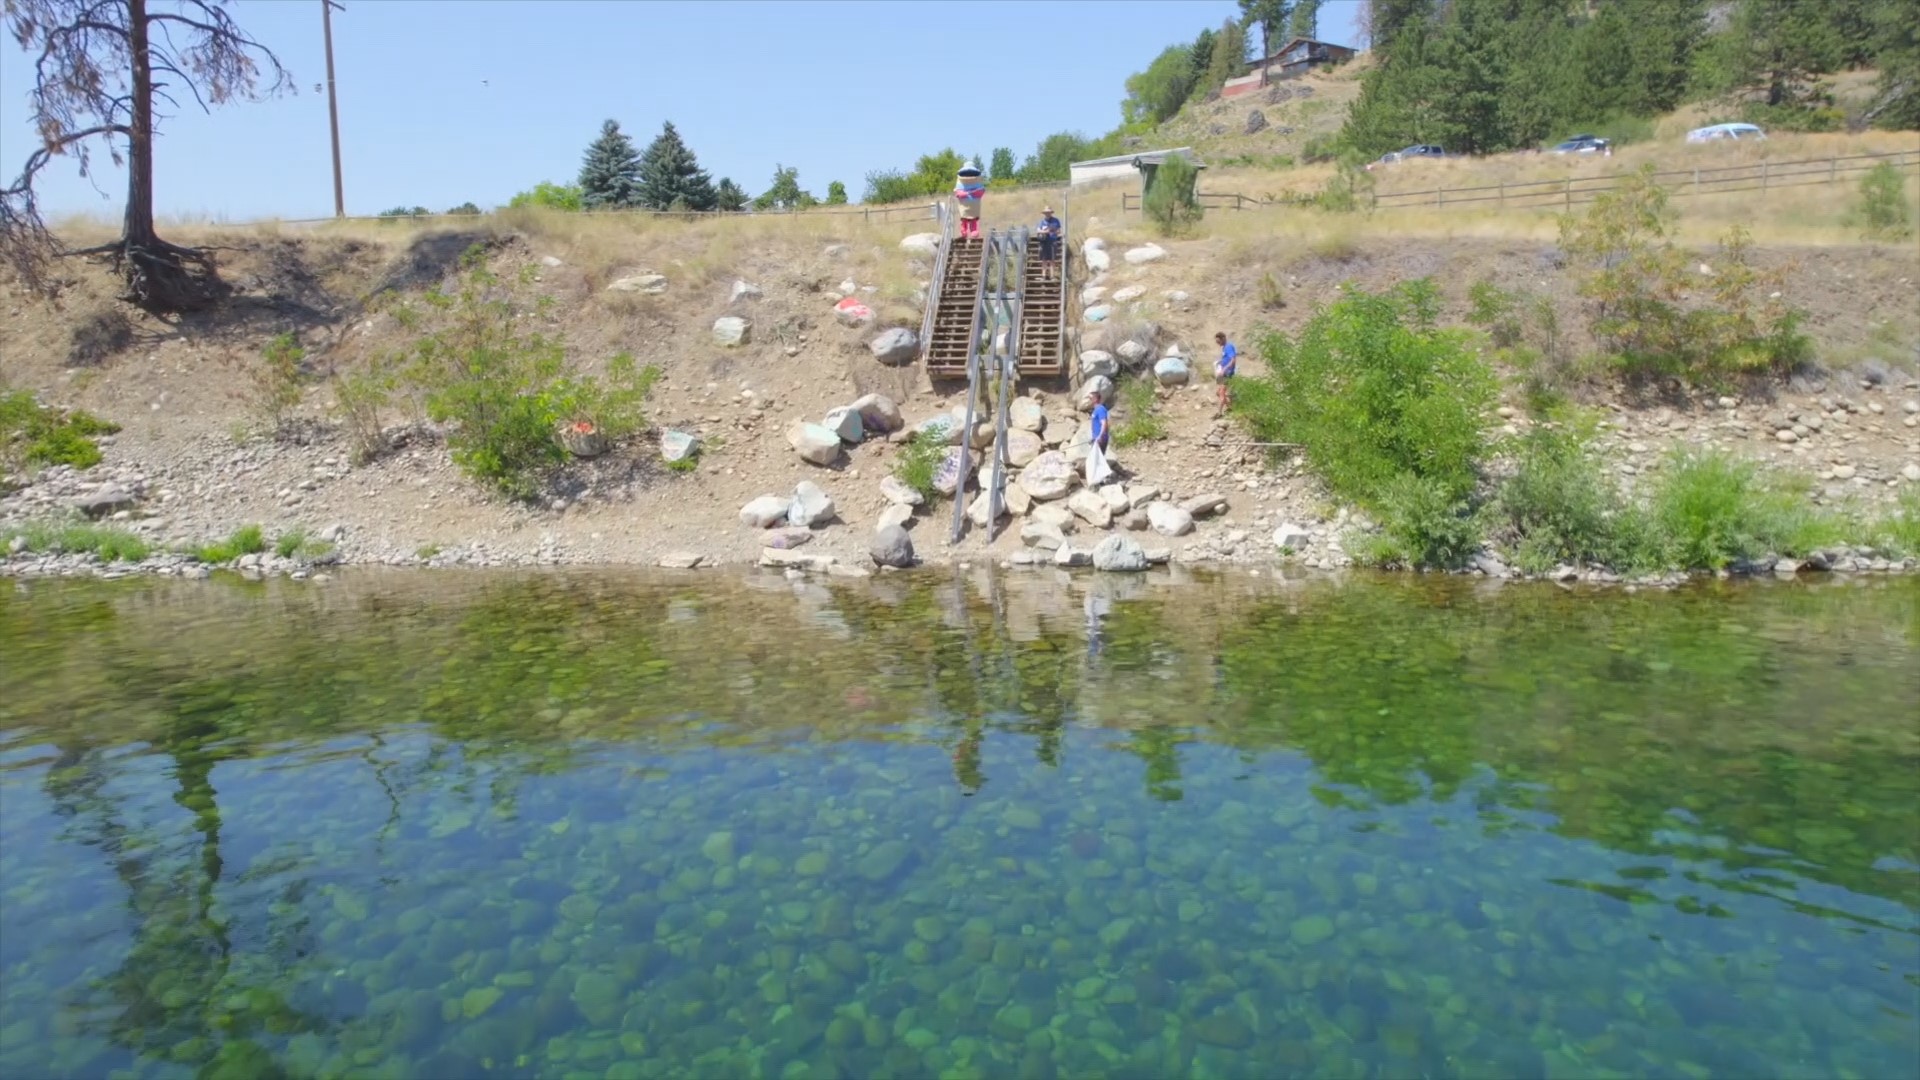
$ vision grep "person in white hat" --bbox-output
[1035,205,1063,281]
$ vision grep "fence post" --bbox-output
[1499,181,1505,209]
[1829,157,1836,183]
[1564,178,1572,211]
[1693,169,1699,195]
[1436,184,1443,208]
[1762,160,1769,191]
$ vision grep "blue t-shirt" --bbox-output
[1038,215,1062,238]
[1090,403,1109,443]
[1217,341,1238,377]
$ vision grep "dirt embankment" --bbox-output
[3,212,1918,580]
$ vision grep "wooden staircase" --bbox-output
[1015,235,1067,376]
[923,235,982,378]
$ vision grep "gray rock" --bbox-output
[712,316,751,346]
[75,489,136,518]
[740,495,791,528]
[787,420,843,466]
[1098,484,1130,512]
[1019,451,1077,501]
[1010,397,1045,433]
[1472,552,1510,577]
[1904,463,1920,482]
[1031,504,1076,532]
[916,414,961,446]
[766,527,814,550]
[1180,493,1227,517]
[1244,108,1267,134]
[1123,244,1167,265]
[869,327,919,366]
[6,535,26,556]
[1020,521,1066,550]
[880,475,925,507]
[1053,545,1092,568]
[319,522,347,544]
[1147,502,1195,536]
[1079,351,1119,380]
[608,272,667,294]
[729,279,763,303]
[852,392,904,433]
[787,481,836,527]
[760,548,835,572]
[1154,356,1191,387]
[823,406,865,445]
[660,430,701,463]
[1076,376,1114,412]
[966,489,1005,528]
[658,551,704,569]
[870,524,915,568]
[1273,523,1311,551]
[1165,290,1191,304]
[900,233,941,257]
[1092,535,1148,572]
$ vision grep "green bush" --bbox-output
[194,524,267,564]
[399,259,661,499]
[273,528,335,560]
[1143,153,1204,236]
[1849,162,1914,242]
[1488,426,1659,573]
[1875,488,1920,557]
[4,521,150,562]
[2,390,119,472]
[1234,280,1496,505]
[235,332,307,437]
[1110,377,1167,449]
[1649,451,1846,570]
[1316,153,1375,213]
[1356,474,1486,570]
[892,431,946,502]
[507,182,584,212]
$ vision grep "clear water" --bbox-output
[1,570,1916,1080]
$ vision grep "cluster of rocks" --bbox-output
[785,393,905,467]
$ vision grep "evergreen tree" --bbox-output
[1369,0,1434,59]
[1202,19,1249,97]
[1287,0,1321,41]
[1426,0,1511,154]
[576,119,641,209]
[989,147,1016,182]
[715,178,748,212]
[1865,0,1920,128]
[1238,0,1290,63]
[825,180,848,205]
[1189,27,1218,81]
[1698,0,1844,107]
[635,121,717,211]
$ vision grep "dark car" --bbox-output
[1367,144,1446,171]
[1551,134,1611,155]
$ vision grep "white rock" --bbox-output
[539,255,564,268]
[1833,464,1857,480]
[1054,545,1092,568]
[1083,305,1112,323]
[712,316,751,347]
[833,297,876,328]
[739,495,791,528]
[1273,523,1311,551]
[1019,451,1078,501]
[658,552,704,569]
[852,393,903,433]
[1031,504,1076,532]
[1081,286,1109,306]
[1123,244,1167,265]
[1043,414,1078,446]
[1021,521,1066,550]
[1903,463,1920,482]
[660,430,701,463]
[932,446,972,496]
[824,406,865,444]
[868,327,918,365]
[916,414,961,446]
[900,233,941,257]
[880,475,925,507]
[1112,285,1146,303]
[1116,340,1150,366]
[1005,483,1033,516]
[1005,428,1046,467]
[1904,400,1920,414]
[1076,376,1114,412]
[1079,351,1119,379]
[1147,502,1195,536]
[1084,247,1111,272]
[878,503,915,532]
[1092,535,1148,572]
[1083,237,1107,252]
[787,420,843,466]
[787,481,836,527]
[1098,484,1130,512]
[1153,356,1190,386]
[1067,489,1113,528]
[967,489,1006,528]
[1180,493,1227,517]
[729,280,762,303]
[1010,397,1045,433]
[1775,429,1799,443]
[1165,290,1191,304]
[608,272,667,293]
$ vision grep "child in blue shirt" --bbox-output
[1214,331,1238,416]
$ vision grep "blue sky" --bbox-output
[0,0,1365,220]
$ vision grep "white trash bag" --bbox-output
[1085,444,1114,487]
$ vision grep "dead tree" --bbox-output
[0,0,290,312]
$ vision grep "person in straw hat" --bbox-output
[1036,204,1063,282]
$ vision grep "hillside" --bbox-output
[3,137,1919,578]
[1150,59,1369,167]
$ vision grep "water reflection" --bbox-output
[0,569,1915,1078]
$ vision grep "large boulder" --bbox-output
[1117,340,1151,367]
[1076,376,1113,412]
[739,495,791,528]
[1010,397,1045,433]
[787,420,843,466]
[966,489,1006,528]
[608,272,668,293]
[1043,414,1078,446]
[1098,484,1130,512]
[823,406,865,444]
[1154,356,1191,387]
[1018,450,1077,501]
[834,297,876,328]
[870,524,915,568]
[1079,350,1118,380]
[712,316,751,346]
[1005,428,1046,467]
[852,393,903,433]
[878,503,915,532]
[1092,535,1148,572]
[932,446,972,496]
[729,279,762,303]
[1084,239,1111,272]
[660,430,701,463]
[1081,285,1109,306]
[1124,244,1167,265]
[1147,502,1195,536]
[1273,523,1312,551]
[1031,504,1076,532]
[880,475,925,507]
[1083,305,1112,324]
[900,233,941,257]
[1244,108,1268,135]
[916,414,961,446]
[1020,521,1066,550]
[869,327,919,365]
[1004,483,1033,516]
[1067,489,1113,529]
[788,481,836,527]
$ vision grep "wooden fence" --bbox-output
[1117,148,1920,216]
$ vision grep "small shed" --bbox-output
[1068,147,1207,195]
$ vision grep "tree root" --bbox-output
[84,237,229,313]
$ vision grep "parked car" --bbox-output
[1367,144,1446,171]
[1550,134,1612,155]
[1686,122,1766,144]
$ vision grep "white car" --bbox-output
[1686,122,1766,144]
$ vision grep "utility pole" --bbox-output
[322,0,346,218]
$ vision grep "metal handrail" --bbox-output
[917,202,955,363]
[949,227,1028,544]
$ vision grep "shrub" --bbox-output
[378,205,431,221]
[1487,426,1657,573]
[1559,168,1809,383]
[1143,153,1204,236]
[329,357,398,464]
[237,332,306,437]
[400,259,661,499]
[1875,488,1920,557]
[4,521,150,562]
[892,431,945,502]
[1316,153,1374,213]
[1466,280,1577,414]
[272,528,335,560]
[2,390,119,472]
[195,524,267,564]
[445,202,482,216]
[1649,451,1846,570]
[1849,162,1914,242]
[1234,280,1496,505]
[67,307,132,366]
[1110,377,1167,449]
[507,182,583,212]
[1355,474,1485,570]
[1256,272,1286,311]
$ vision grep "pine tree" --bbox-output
[577,119,642,209]
[1369,0,1433,59]
[1287,0,1321,41]
[989,147,1016,182]
[1202,19,1249,96]
[635,121,717,211]
[715,178,748,212]
[1238,0,1290,63]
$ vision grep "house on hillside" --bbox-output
[1068,148,1207,195]
[1221,37,1357,98]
